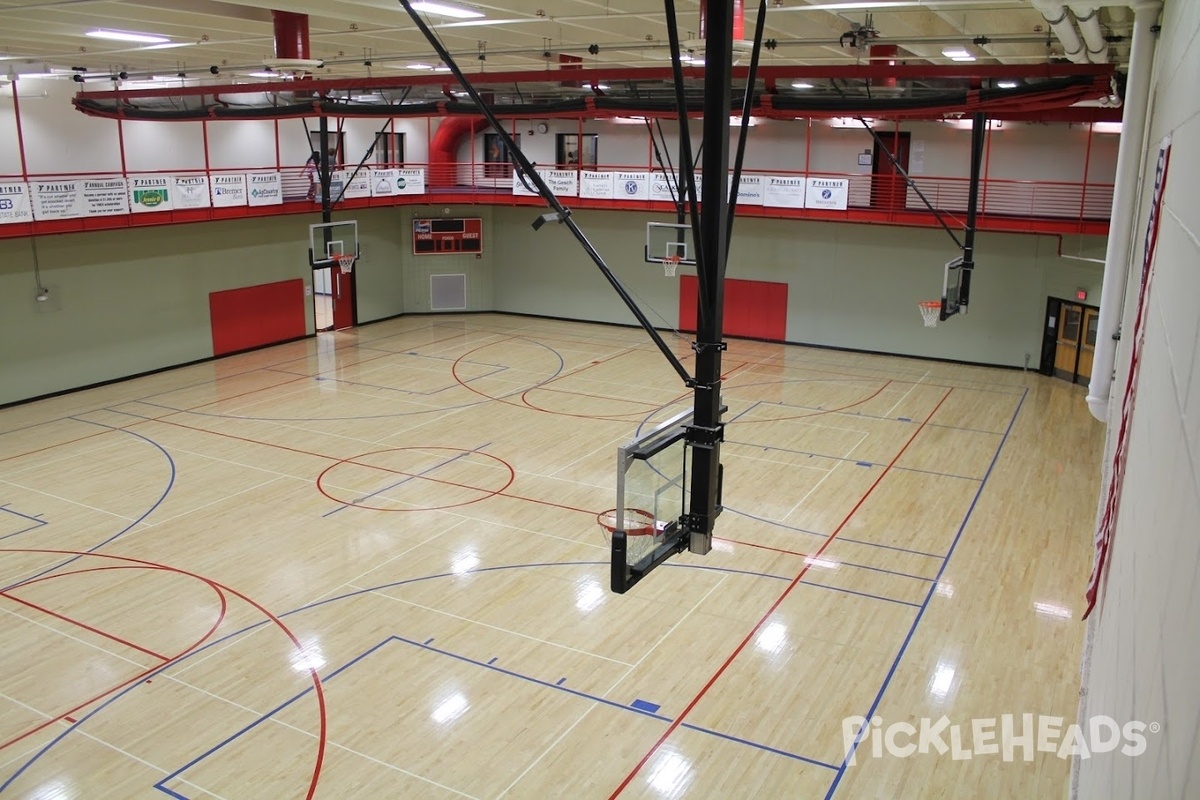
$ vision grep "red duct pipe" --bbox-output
[272,10,310,60]
[871,44,898,89]
[699,0,745,41]
[429,116,486,187]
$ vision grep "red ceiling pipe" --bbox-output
[871,44,899,89]
[700,0,745,41]
[272,11,310,60]
[428,116,486,188]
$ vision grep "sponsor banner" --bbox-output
[371,168,400,197]
[0,182,33,225]
[396,168,425,195]
[650,172,680,203]
[211,174,247,207]
[173,174,212,209]
[315,172,344,205]
[763,175,807,209]
[130,176,173,213]
[542,169,578,197]
[247,172,283,206]
[579,171,614,199]
[512,168,539,197]
[805,177,849,210]
[613,171,650,200]
[32,180,83,220]
[342,170,372,200]
[731,173,765,206]
[82,177,129,216]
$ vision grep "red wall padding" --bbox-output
[678,276,788,341]
[209,278,307,356]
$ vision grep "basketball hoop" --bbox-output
[597,508,657,545]
[663,255,681,277]
[336,253,356,275]
[918,300,942,328]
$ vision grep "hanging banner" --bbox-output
[130,176,173,213]
[613,171,650,201]
[542,169,578,197]
[580,171,614,199]
[340,170,372,200]
[0,182,33,225]
[211,174,248,207]
[731,174,765,206]
[1083,134,1172,619]
[650,172,680,203]
[512,168,539,197]
[247,172,283,207]
[314,172,344,205]
[396,168,426,195]
[371,168,400,197]
[763,176,806,208]
[32,180,83,220]
[82,177,129,216]
[173,175,212,209]
[804,177,850,210]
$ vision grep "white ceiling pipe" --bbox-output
[1029,0,1088,63]
[1068,4,1109,63]
[1087,0,1163,423]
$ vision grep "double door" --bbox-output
[1052,301,1098,383]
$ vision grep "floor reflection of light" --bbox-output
[575,580,605,612]
[431,692,469,725]
[1034,601,1072,619]
[929,662,956,701]
[711,538,735,554]
[935,582,955,598]
[451,552,479,574]
[291,640,325,673]
[647,750,693,797]
[30,780,71,799]
[804,556,839,571]
[755,621,788,655]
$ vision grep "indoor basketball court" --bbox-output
[0,313,1101,798]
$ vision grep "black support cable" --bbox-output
[726,0,769,254]
[646,118,682,216]
[396,0,693,386]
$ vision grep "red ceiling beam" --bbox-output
[77,63,1114,102]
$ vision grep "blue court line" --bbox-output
[0,419,175,593]
[267,361,510,397]
[723,507,945,561]
[796,580,922,608]
[823,388,1028,800]
[724,439,984,483]
[742,397,1009,437]
[0,504,46,526]
[786,354,1027,395]
[0,522,49,543]
[677,723,839,771]
[322,443,491,517]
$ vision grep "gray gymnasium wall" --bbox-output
[491,206,1105,367]
[395,205,495,314]
[0,208,408,405]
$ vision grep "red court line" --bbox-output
[0,563,228,752]
[1,550,325,800]
[0,590,169,661]
[607,387,954,798]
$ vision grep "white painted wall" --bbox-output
[1076,2,1200,799]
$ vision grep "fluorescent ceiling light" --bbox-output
[141,42,194,51]
[404,63,434,70]
[85,29,171,44]
[433,63,451,72]
[245,71,281,78]
[791,81,814,89]
[1092,121,1123,134]
[410,1,484,19]
[680,53,704,65]
[942,47,975,62]
[996,80,1018,89]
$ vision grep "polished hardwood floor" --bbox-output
[0,314,1103,799]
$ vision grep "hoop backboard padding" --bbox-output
[918,300,941,327]
[645,222,697,266]
[941,255,965,319]
[611,409,694,593]
[663,255,681,277]
[308,220,360,267]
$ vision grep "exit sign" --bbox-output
[1076,289,1088,301]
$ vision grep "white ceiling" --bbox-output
[0,0,1133,82]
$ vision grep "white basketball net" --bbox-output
[663,255,681,277]
[918,301,941,328]
[336,253,356,274]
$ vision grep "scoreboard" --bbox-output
[412,217,483,255]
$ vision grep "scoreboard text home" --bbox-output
[412,217,483,255]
